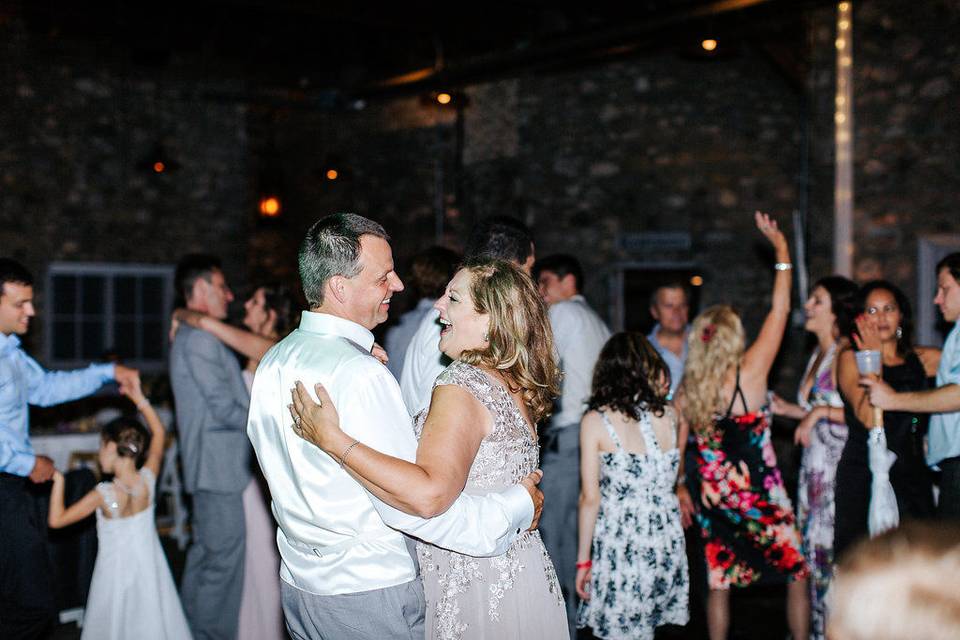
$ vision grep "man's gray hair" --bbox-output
[298,213,389,308]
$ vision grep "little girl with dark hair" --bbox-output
[48,377,191,640]
[575,331,689,640]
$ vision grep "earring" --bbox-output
[483,332,490,342]
[896,326,903,339]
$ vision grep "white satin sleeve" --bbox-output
[332,364,534,557]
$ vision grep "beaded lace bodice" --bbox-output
[413,361,539,491]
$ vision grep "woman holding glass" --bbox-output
[833,280,939,558]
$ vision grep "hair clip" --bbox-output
[701,324,717,343]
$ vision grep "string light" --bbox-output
[834,0,854,277]
[436,92,452,105]
[701,39,718,52]
[326,169,338,180]
[152,161,165,173]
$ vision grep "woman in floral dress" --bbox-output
[292,258,567,639]
[576,332,689,639]
[771,275,857,640]
[676,212,809,640]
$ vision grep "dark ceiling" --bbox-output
[7,0,836,101]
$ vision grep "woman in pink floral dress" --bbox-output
[676,212,809,640]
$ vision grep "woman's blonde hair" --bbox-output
[828,521,960,640]
[458,258,560,423]
[679,305,745,431]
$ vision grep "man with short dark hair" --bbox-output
[400,216,535,416]
[169,253,251,639]
[0,258,138,640]
[533,253,610,637]
[863,252,960,518]
[247,213,541,638]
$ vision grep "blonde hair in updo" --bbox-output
[457,258,561,424]
[680,305,745,431]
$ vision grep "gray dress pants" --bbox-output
[281,578,426,640]
[181,490,246,640]
[539,422,580,640]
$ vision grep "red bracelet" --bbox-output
[576,560,592,569]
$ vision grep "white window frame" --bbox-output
[45,262,175,373]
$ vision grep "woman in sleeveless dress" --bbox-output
[770,275,857,639]
[834,280,939,558]
[291,258,567,639]
[48,375,191,639]
[675,212,809,640]
[576,332,689,639]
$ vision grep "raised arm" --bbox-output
[742,211,792,382]
[174,309,275,362]
[48,472,103,529]
[119,376,166,477]
[292,381,487,518]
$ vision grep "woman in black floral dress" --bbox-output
[676,212,809,640]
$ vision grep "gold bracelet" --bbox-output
[339,440,361,469]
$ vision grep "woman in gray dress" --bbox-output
[291,258,567,639]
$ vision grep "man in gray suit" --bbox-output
[170,254,251,640]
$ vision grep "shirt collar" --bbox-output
[0,332,21,356]
[647,324,690,353]
[298,310,375,352]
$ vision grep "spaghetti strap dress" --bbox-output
[693,368,809,589]
[577,409,689,639]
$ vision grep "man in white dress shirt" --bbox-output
[247,213,543,639]
[534,253,611,637]
[399,216,536,416]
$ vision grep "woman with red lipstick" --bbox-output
[833,280,940,558]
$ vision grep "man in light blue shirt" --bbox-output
[0,258,138,639]
[646,282,691,400]
[864,252,960,519]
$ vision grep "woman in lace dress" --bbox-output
[770,275,857,640]
[291,258,568,639]
[576,332,689,640]
[48,376,191,639]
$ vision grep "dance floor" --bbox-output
[50,533,793,640]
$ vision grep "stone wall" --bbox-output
[808,0,960,321]
[0,21,251,354]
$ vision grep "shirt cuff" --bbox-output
[91,362,117,382]
[498,483,535,534]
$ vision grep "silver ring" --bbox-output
[293,414,302,427]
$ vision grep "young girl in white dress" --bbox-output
[576,332,689,640]
[48,377,191,640]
